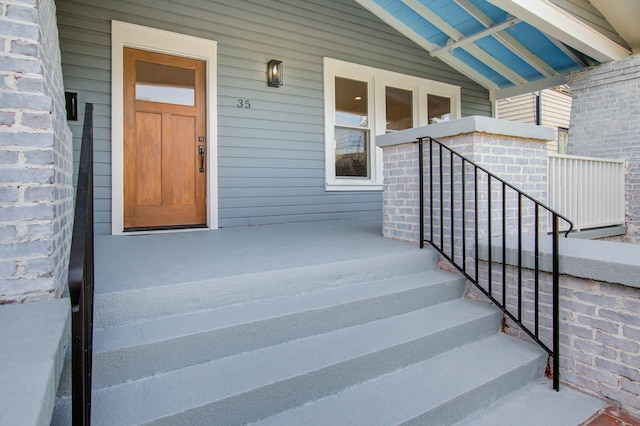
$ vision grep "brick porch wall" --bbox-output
[566,54,640,244]
[0,0,73,303]
[380,118,640,416]
[465,260,640,417]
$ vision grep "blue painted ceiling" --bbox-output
[356,0,599,97]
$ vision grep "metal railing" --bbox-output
[418,137,573,391]
[68,103,95,425]
[548,153,625,231]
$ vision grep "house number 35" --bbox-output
[237,99,251,109]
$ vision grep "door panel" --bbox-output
[168,115,196,206]
[123,48,206,230]
[135,112,162,206]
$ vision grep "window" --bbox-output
[386,86,413,132]
[428,94,451,124]
[335,77,370,178]
[135,61,195,106]
[324,58,461,190]
[558,128,568,154]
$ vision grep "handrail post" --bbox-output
[553,214,560,391]
[69,103,95,425]
[418,138,424,248]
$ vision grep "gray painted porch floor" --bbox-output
[95,218,416,294]
[84,218,608,424]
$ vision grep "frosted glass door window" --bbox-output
[136,61,195,106]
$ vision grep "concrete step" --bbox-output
[452,379,607,426]
[94,250,439,329]
[250,334,547,426]
[88,298,502,425]
[98,270,464,389]
[58,270,465,394]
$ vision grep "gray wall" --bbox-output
[0,0,73,303]
[566,54,640,244]
[56,0,491,235]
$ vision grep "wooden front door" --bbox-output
[123,48,206,231]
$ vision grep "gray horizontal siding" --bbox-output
[56,0,490,234]
[549,0,629,49]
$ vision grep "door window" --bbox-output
[135,61,195,106]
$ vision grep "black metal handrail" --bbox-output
[68,103,95,425]
[418,137,573,391]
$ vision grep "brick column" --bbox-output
[566,54,640,244]
[377,116,553,244]
[0,0,73,303]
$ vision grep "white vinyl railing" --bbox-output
[548,153,626,231]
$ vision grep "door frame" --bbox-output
[111,20,218,235]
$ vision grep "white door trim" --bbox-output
[111,20,218,235]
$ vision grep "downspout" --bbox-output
[535,90,542,126]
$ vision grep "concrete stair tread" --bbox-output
[89,299,501,425]
[94,270,462,351]
[94,251,437,329]
[451,379,607,426]
[60,269,467,395]
[251,334,547,426]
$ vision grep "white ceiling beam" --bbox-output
[430,17,520,57]
[547,37,586,67]
[488,0,631,62]
[454,0,495,28]
[352,0,438,51]
[437,54,501,91]
[454,0,557,77]
[353,0,500,91]
[401,0,528,85]
[490,74,566,101]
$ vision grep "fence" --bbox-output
[548,153,625,231]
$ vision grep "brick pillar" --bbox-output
[0,0,73,303]
[566,54,640,244]
[377,116,553,244]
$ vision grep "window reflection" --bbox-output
[386,86,413,132]
[335,128,368,177]
[428,94,451,124]
[335,77,368,127]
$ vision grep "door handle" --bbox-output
[198,145,205,172]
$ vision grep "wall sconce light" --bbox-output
[267,59,283,87]
[65,92,78,121]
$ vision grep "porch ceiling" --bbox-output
[354,0,634,100]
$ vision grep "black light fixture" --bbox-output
[267,59,283,87]
[65,92,78,121]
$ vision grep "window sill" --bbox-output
[325,182,383,191]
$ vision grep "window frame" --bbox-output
[323,58,461,191]
[558,127,569,154]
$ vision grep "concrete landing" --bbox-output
[95,219,417,293]
[0,298,70,426]
[453,379,606,426]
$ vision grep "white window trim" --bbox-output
[323,58,461,191]
[111,20,218,235]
